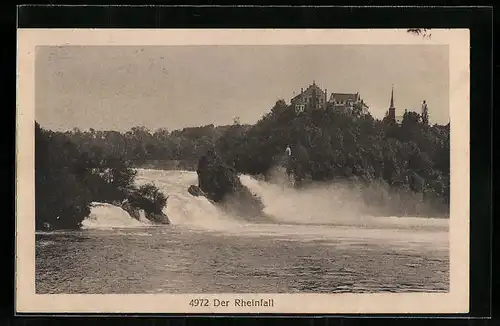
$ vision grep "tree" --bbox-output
[407,29,432,39]
[271,99,288,116]
[129,183,168,214]
[421,101,429,125]
[35,123,92,229]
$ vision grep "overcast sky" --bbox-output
[35,45,449,132]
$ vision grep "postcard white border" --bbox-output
[16,28,470,314]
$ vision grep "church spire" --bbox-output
[387,85,396,123]
[390,85,395,108]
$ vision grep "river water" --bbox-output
[36,169,449,294]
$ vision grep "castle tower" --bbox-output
[387,85,396,122]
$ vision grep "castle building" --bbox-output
[329,92,369,114]
[291,81,368,115]
[290,81,327,112]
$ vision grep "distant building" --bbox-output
[290,81,369,116]
[329,92,369,114]
[386,86,403,124]
[290,81,328,113]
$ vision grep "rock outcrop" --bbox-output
[122,193,170,225]
[188,185,206,197]
[144,210,170,224]
[196,149,239,203]
[195,149,264,218]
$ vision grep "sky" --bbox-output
[35,44,449,132]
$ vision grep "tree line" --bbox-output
[59,124,243,170]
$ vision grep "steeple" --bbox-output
[389,85,395,108]
[387,85,396,123]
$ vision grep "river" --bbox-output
[36,169,449,294]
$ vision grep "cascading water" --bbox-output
[79,168,448,249]
[83,168,449,229]
[81,202,152,229]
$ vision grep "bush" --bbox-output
[128,183,167,215]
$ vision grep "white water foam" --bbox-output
[81,202,150,229]
[80,169,447,250]
[134,169,241,230]
[239,172,449,230]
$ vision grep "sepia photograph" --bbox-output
[16,29,470,314]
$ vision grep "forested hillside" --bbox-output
[213,100,450,215]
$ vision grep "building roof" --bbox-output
[291,82,326,102]
[329,93,359,103]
